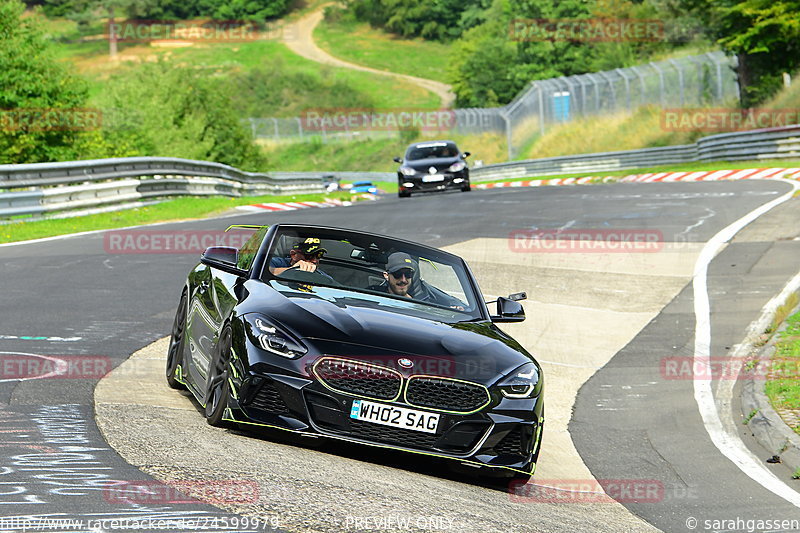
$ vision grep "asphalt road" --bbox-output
[2,180,799,532]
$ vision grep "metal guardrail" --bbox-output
[0,157,330,218]
[3,125,798,218]
[471,125,800,182]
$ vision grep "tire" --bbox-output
[165,291,188,390]
[461,182,471,192]
[398,191,411,198]
[205,326,233,427]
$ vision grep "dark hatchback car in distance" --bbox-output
[394,140,471,197]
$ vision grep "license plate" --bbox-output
[422,175,445,182]
[350,399,439,434]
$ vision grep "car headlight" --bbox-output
[498,362,541,399]
[399,166,417,176]
[448,161,466,172]
[244,315,307,359]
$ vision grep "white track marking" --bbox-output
[692,178,800,507]
[715,269,800,429]
[0,351,68,383]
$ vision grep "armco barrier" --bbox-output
[0,157,330,218]
[472,124,800,181]
[2,124,799,217]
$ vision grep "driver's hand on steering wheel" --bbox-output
[291,260,318,272]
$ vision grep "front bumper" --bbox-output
[224,365,543,475]
[398,171,469,194]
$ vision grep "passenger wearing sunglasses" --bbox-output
[270,237,333,281]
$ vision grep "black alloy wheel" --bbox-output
[165,291,188,390]
[205,326,233,427]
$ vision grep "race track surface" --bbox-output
[2,181,799,532]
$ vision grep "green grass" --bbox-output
[765,307,800,435]
[314,15,451,84]
[522,78,800,161]
[261,131,508,171]
[51,33,440,116]
[1,191,356,244]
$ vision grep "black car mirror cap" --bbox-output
[462,152,471,158]
[201,246,247,276]
[490,296,526,323]
[393,156,403,163]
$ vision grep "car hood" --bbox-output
[403,157,462,172]
[239,280,534,382]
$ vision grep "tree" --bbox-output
[673,0,800,105]
[92,61,265,170]
[345,0,491,41]
[0,0,88,163]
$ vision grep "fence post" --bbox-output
[598,71,616,110]
[630,66,647,107]
[650,62,665,107]
[502,109,513,161]
[705,51,723,101]
[585,73,601,112]
[615,68,632,111]
[574,75,588,115]
[668,59,685,107]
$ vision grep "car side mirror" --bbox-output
[393,157,402,163]
[462,152,471,158]
[491,296,525,323]
[201,246,246,276]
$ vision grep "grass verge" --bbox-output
[314,15,451,84]
[765,306,800,436]
[1,191,357,244]
[261,132,507,170]
[4,157,798,245]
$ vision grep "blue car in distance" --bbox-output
[350,181,378,194]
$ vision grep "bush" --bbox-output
[0,0,88,163]
[91,61,265,170]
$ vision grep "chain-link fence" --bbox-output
[247,51,739,160]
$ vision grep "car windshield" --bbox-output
[406,142,458,161]
[262,227,484,322]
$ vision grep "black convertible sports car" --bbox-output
[393,140,471,198]
[166,224,543,479]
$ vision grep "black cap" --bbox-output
[386,252,416,273]
[292,237,327,255]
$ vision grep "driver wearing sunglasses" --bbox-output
[270,237,333,280]
[383,252,416,298]
[381,252,466,310]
